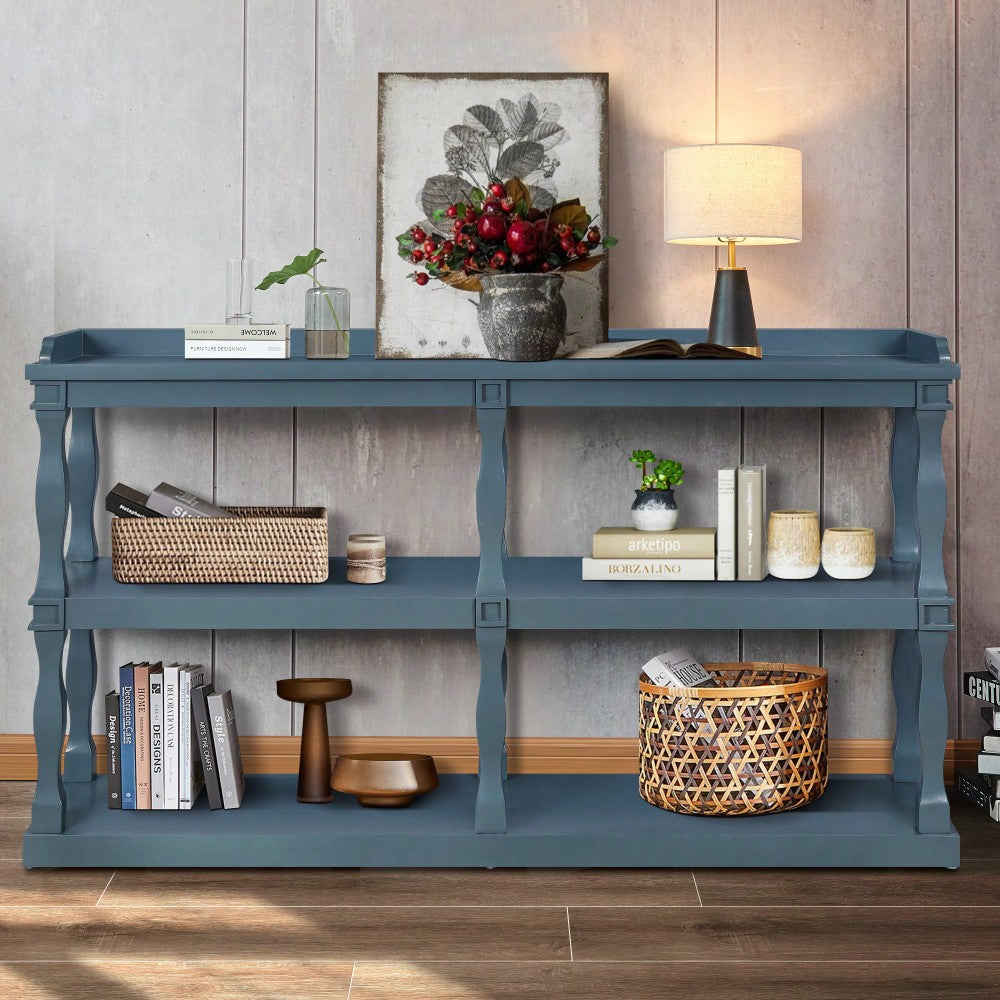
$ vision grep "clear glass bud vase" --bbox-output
[305,286,350,359]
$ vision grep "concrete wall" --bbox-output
[1,0,992,743]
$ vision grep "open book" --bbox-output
[565,339,760,360]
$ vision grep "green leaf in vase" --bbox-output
[256,248,326,290]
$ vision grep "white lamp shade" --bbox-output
[663,144,802,246]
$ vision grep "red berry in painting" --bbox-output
[540,261,552,272]
[411,226,426,242]
[489,182,505,198]
[500,196,515,213]
[411,249,424,262]
[465,206,477,221]
[414,272,429,286]
[490,250,508,269]
[575,242,589,256]
[423,240,438,254]
[586,227,601,245]
[506,220,540,255]
[560,235,575,253]
[441,240,455,254]
[477,213,507,241]
[446,205,458,217]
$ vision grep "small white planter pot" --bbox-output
[630,489,679,532]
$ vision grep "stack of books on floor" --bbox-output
[956,647,1000,821]
[184,323,290,358]
[583,527,717,580]
[106,662,245,811]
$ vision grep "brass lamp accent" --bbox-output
[663,143,803,355]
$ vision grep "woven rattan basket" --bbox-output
[111,507,329,583]
[639,662,828,817]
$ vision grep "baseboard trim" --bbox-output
[0,734,980,781]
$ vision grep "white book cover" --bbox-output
[161,663,181,809]
[717,468,737,581]
[185,323,290,340]
[642,648,715,688]
[184,339,289,359]
[581,558,715,581]
[986,647,1000,681]
[983,733,1000,754]
[149,668,164,809]
[178,664,208,809]
[737,465,769,581]
[977,752,1000,776]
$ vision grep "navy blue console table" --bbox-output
[23,327,960,868]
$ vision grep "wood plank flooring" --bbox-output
[1,782,997,999]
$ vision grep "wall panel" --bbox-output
[957,0,1000,736]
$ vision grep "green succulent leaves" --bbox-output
[256,248,326,291]
[630,449,684,490]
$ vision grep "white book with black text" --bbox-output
[717,468,737,581]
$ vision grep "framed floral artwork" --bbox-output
[376,72,609,358]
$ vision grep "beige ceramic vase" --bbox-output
[822,527,876,580]
[766,510,820,580]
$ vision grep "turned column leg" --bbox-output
[890,407,918,563]
[28,396,69,834]
[916,629,950,833]
[913,389,953,834]
[891,630,920,782]
[64,407,100,781]
[475,382,508,833]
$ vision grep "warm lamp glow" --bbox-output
[663,144,802,246]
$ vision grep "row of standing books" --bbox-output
[957,651,1000,821]
[106,662,245,810]
[184,324,290,359]
[581,465,767,581]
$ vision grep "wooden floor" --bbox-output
[1,782,998,999]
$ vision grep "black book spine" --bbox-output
[105,483,161,519]
[105,690,122,809]
[956,769,997,818]
[190,684,224,810]
[965,671,1000,708]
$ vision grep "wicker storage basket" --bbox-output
[639,662,828,817]
[111,507,329,584]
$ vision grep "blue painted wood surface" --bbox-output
[22,773,958,869]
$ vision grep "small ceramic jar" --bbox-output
[766,510,820,580]
[821,527,876,579]
[346,534,386,584]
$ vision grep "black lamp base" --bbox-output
[708,268,759,353]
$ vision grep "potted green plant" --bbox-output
[629,449,685,531]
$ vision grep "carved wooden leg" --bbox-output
[890,407,918,563]
[475,383,508,833]
[916,629,951,833]
[476,626,508,833]
[63,630,97,782]
[63,408,100,782]
[891,631,920,782]
[29,400,69,834]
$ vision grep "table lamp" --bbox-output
[663,143,802,356]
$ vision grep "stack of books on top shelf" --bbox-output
[184,324,290,359]
[717,465,769,581]
[583,527,716,580]
[106,662,245,811]
[957,648,1000,822]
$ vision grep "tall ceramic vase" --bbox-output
[477,273,567,361]
[766,510,820,579]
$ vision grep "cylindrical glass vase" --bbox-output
[305,286,350,359]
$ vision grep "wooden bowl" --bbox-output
[276,677,352,704]
[332,752,439,807]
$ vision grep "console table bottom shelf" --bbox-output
[23,774,959,869]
